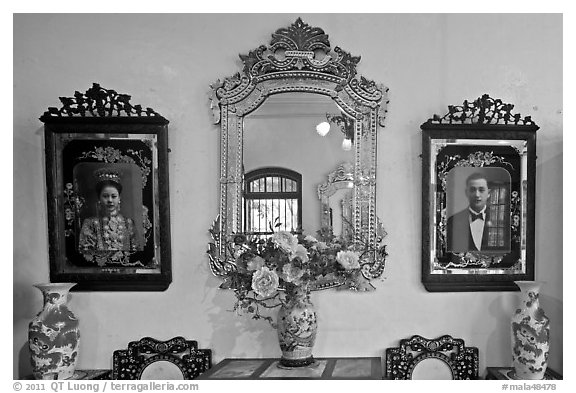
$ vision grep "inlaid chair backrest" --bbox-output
[385,334,479,380]
[112,336,211,380]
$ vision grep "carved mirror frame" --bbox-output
[208,18,388,289]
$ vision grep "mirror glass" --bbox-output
[317,162,355,240]
[243,92,354,236]
[140,360,184,380]
[326,186,353,238]
[411,358,453,380]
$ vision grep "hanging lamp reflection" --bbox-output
[341,138,352,151]
[326,112,354,151]
[316,121,331,136]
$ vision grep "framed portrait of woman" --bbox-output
[41,83,171,291]
[421,95,538,292]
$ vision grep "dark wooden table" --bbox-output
[23,370,111,380]
[198,357,382,380]
[486,367,562,380]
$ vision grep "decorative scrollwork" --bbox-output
[358,219,388,281]
[40,83,166,120]
[209,18,387,125]
[386,335,479,380]
[207,216,238,278]
[426,94,535,125]
[317,162,354,199]
[136,337,191,354]
[238,18,359,81]
[271,18,330,53]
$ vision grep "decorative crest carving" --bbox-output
[40,83,166,121]
[426,94,535,126]
[209,18,387,126]
[328,162,355,184]
[271,17,330,52]
[237,18,360,81]
[317,162,354,199]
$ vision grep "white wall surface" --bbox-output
[13,13,562,378]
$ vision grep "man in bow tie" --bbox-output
[447,172,493,252]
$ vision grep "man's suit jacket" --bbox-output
[446,208,491,252]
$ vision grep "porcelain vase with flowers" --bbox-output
[277,286,317,367]
[211,228,378,367]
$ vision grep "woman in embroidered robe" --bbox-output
[79,170,139,253]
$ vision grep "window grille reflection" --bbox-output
[244,168,302,238]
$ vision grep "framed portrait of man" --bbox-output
[421,95,538,292]
[446,167,511,254]
[42,84,172,291]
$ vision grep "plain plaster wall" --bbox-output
[13,14,562,378]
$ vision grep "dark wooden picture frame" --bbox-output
[421,95,538,292]
[41,83,172,291]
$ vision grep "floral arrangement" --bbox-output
[209,222,386,326]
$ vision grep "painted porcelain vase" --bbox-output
[511,281,550,379]
[277,287,317,367]
[28,283,80,379]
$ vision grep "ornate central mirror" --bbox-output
[208,18,388,290]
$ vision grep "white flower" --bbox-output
[282,263,305,285]
[290,244,309,263]
[251,267,279,298]
[304,235,318,243]
[336,250,361,270]
[247,256,265,271]
[272,231,299,253]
